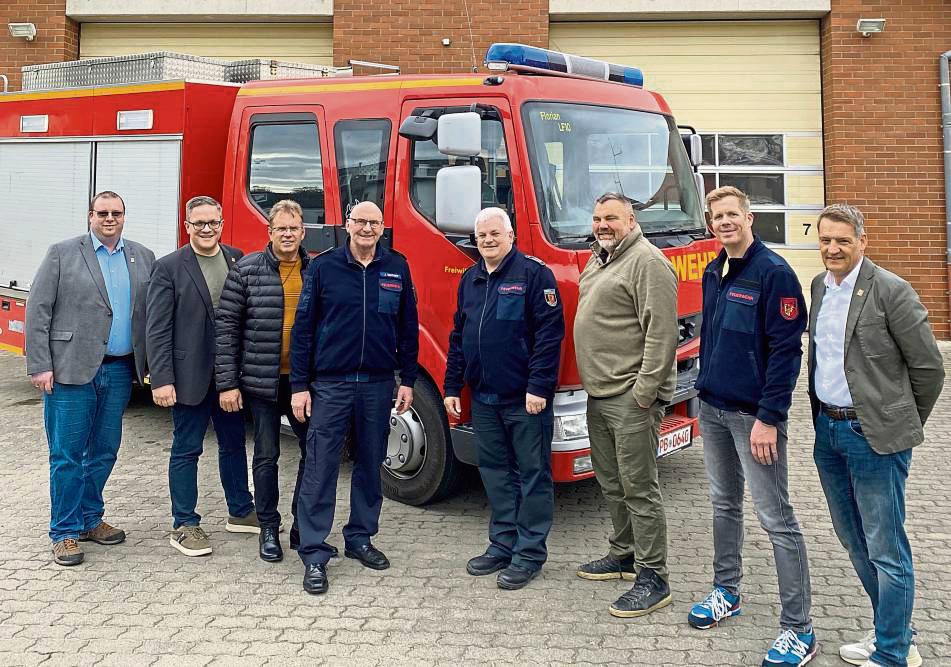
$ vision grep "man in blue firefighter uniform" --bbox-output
[444,207,565,590]
[290,201,419,595]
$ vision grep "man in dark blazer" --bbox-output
[147,195,256,558]
[26,191,155,566]
[808,203,944,667]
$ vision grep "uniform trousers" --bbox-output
[297,378,395,566]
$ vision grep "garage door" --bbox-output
[550,20,825,296]
[80,23,333,65]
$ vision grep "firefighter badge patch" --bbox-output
[544,289,558,307]
[780,297,798,321]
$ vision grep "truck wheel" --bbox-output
[381,377,461,506]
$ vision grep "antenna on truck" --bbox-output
[348,60,400,75]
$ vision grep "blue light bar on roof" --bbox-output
[484,43,644,87]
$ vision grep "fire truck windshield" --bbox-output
[523,102,705,246]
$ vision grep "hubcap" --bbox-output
[384,405,427,478]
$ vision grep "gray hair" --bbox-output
[474,207,512,232]
[185,195,221,218]
[817,203,865,237]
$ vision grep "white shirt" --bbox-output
[814,257,864,407]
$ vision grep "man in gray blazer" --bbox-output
[808,203,944,667]
[26,191,155,566]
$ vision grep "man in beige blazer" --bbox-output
[808,203,944,667]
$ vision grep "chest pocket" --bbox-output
[378,277,402,314]
[722,287,759,333]
[496,282,526,321]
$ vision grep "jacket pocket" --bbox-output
[856,314,896,357]
[378,278,402,314]
[722,288,759,333]
[496,282,527,321]
[173,349,187,360]
[50,330,73,341]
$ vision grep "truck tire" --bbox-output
[381,377,462,506]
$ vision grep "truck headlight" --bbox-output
[554,413,588,441]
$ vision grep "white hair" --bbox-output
[474,207,512,233]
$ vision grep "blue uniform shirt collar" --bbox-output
[474,247,518,281]
[89,231,124,253]
[712,235,763,274]
[344,238,384,266]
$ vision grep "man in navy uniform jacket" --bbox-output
[444,207,564,591]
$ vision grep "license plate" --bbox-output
[657,424,692,458]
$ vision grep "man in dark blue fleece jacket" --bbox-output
[289,201,419,595]
[444,207,564,591]
[690,187,816,667]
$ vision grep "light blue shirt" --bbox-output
[90,232,133,356]
[814,257,864,407]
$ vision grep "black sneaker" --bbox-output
[576,553,637,581]
[466,552,510,576]
[497,564,540,590]
[609,568,672,618]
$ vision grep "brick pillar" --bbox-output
[0,1,78,91]
[822,1,951,337]
[333,0,549,74]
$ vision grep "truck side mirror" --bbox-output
[435,165,481,234]
[398,114,437,141]
[688,134,702,168]
[437,112,481,157]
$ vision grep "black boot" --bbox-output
[259,527,283,563]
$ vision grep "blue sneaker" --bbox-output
[762,629,819,666]
[687,586,741,629]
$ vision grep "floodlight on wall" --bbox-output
[8,23,37,41]
[856,18,886,38]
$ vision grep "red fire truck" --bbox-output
[0,45,718,505]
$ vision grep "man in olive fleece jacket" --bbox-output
[573,193,679,619]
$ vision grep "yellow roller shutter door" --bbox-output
[551,20,825,298]
[80,23,333,65]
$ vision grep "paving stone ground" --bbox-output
[1,345,950,666]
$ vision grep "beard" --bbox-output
[597,237,619,252]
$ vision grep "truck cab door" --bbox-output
[226,105,338,254]
[395,98,526,257]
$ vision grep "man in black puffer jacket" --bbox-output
[215,199,326,564]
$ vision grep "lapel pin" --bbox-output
[856,289,864,297]
[130,256,135,263]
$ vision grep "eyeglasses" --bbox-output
[270,226,304,235]
[187,220,223,230]
[347,218,384,230]
[93,210,124,219]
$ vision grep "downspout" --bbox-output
[942,50,951,334]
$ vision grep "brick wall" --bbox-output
[822,1,951,337]
[333,0,548,74]
[0,1,77,91]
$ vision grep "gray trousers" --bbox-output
[699,400,812,632]
[588,392,668,580]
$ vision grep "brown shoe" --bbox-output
[52,538,84,566]
[79,522,126,545]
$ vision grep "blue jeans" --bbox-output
[699,401,813,632]
[169,385,254,528]
[44,357,134,542]
[471,399,554,570]
[814,411,914,667]
[297,379,394,566]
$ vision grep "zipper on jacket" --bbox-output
[358,267,367,371]
[477,276,491,388]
